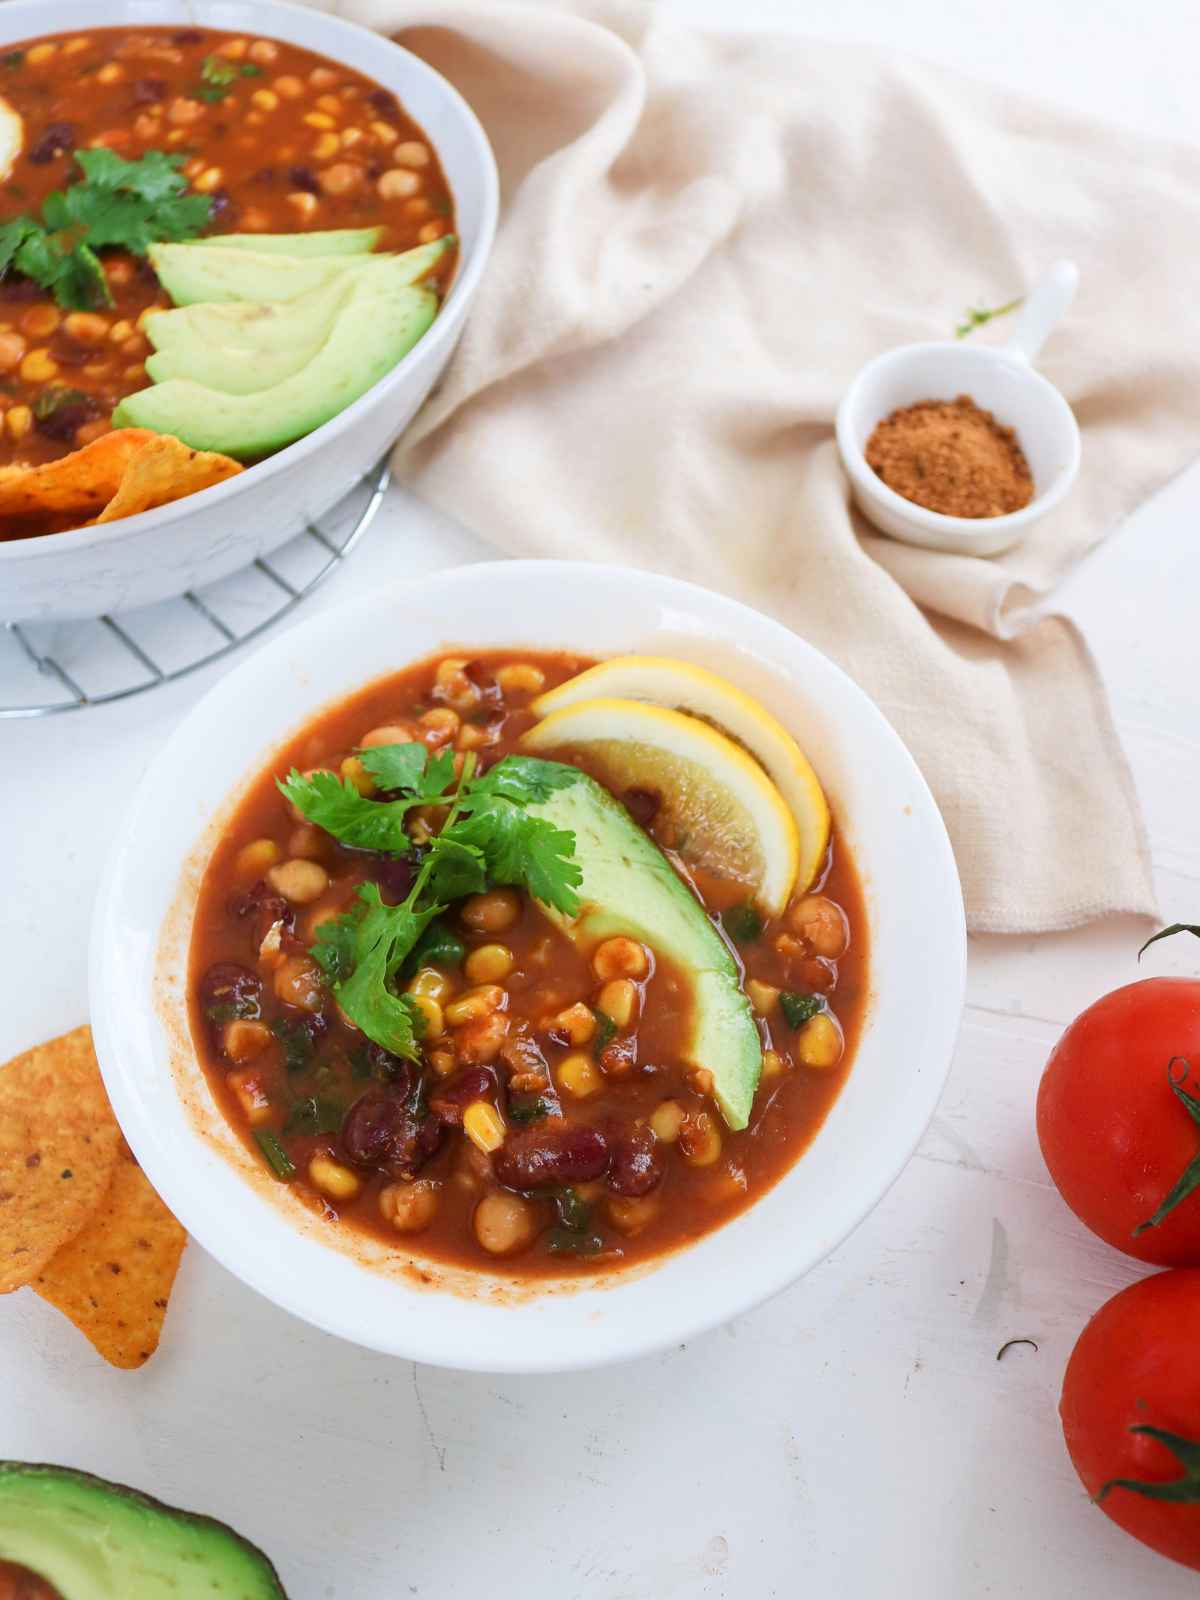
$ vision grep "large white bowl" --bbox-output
[90,563,966,1372]
[0,0,498,623]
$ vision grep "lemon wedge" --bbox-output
[521,697,800,916]
[0,97,23,184]
[531,656,830,894]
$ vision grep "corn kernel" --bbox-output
[746,979,779,1016]
[304,111,337,130]
[218,37,248,58]
[5,406,31,440]
[228,1067,273,1126]
[370,120,398,144]
[310,66,338,87]
[428,1048,456,1078]
[463,943,515,985]
[552,1002,596,1046]
[63,38,90,56]
[97,63,124,84]
[266,858,329,904]
[287,191,319,218]
[649,1099,685,1142]
[235,837,281,878]
[109,319,134,343]
[556,1052,603,1099]
[341,127,364,148]
[410,995,444,1040]
[761,1048,789,1080]
[592,937,650,981]
[377,167,420,201]
[495,662,546,696]
[316,93,342,114]
[63,311,108,343]
[395,140,431,167]
[797,1012,843,1069]
[359,721,417,748]
[26,43,57,65]
[312,131,340,161]
[21,305,60,339]
[249,39,279,64]
[418,221,446,244]
[193,166,223,193]
[596,979,638,1029]
[444,986,504,1026]
[19,348,58,383]
[463,1100,506,1154]
[607,1193,660,1235]
[223,1019,272,1064]
[307,1154,360,1201]
[409,967,454,1002]
[274,74,304,98]
[340,754,375,795]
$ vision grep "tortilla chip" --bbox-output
[0,1026,122,1294]
[35,1140,186,1369]
[0,429,155,520]
[95,433,242,523]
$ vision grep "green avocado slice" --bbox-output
[0,1462,287,1598]
[528,773,762,1129]
[114,275,438,456]
[149,236,454,308]
[189,226,384,256]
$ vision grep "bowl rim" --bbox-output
[835,339,1082,543]
[89,560,967,1371]
[0,0,499,564]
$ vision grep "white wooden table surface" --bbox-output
[3,2,1199,1595]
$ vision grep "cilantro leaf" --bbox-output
[471,754,582,805]
[329,884,440,1060]
[197,54,239,102]
[359,741,455,800]
[420,834,488,904]
[277,768,416,855]
[0,216,38,277]
[452,799,581,915]
[312,914,358,983]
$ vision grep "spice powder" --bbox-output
[864,394,1033,519]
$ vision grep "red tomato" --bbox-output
[1061,1270,1200,1571]
[1037,976,1200,1265]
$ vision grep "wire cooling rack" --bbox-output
[1,460,390,719]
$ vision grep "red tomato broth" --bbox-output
[187,650,869,1277]
[0,25,456,491]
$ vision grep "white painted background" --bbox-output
[3,1,1200,1594]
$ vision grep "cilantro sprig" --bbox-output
[279,746,582,1060]
[196,54,264,102]
[0,148,213,310]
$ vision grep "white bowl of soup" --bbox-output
[90,562,966,1372]
[0,0,498,621]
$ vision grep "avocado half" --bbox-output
[529,772,763,1129]
[0,1463,287,1599]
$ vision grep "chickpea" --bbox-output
[444,985,504,1026]
[377,167,420,200]
[19,348,58,383]
[410,995,445,1040]
[0,331,26,372]
[312,131,340,161]
[286,766,334,822]
[287,192,319,219]
[592,937,650,981]
[473,1191,536,1256]
[274,74,304,98]
[649,1099,685,1143]
[304,111,337,131]
[418,222,447,245]
[394,140,431,167]
[419,706,460,747]
[96,63,124,84]
[74,419,111,447]
[596,979,638,1029]
[5,406,32,440]
[460,888,521,934]
[797,1012,843,1070]
[495,662,546,696]
[318,162,363,196]
[26,43,57,65]
[218,37,248,58]
[453,1011,509,1065]
[463,943,515,985]
[309,66,338,88]
[167,97,205,125]
[403,198,433,223]
[761,1048,789,1080]
[21,305,60,339]
[552,1002,596,1047]
[285,825,326,861]
[340,755,374,796]
[556,1052,603,1099]
[788,895,848,959]
[360,721,418,748]
[679,1110,723,1167]
[687,1067,715,1098]
[341,127,365,149]
[607,1193,660,1236]
[432,656,480,712]
[248,39,280,64]
[409,966,454,1003]
[456,723,496,753]
[222,1018,272,1064]
[194,166,224,193]
[63,312,108,343]
[273,955,325,1012]
[746,979,779,1016]
[266,858,329,904]
[428,1048,457,1079]
[227,1067,272,1126]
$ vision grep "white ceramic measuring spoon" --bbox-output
[835,261,1081,557]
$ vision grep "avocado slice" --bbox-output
[190,226,384,256]
[150,235,454,307]
[0,1462,286,1598]
[115,277,438,456]
[529,773,762,1129]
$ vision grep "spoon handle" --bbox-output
[1004,260,1079,365]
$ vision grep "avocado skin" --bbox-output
[0,1462,286,1598]
[529,772,762,1129]
[114,278,438,457]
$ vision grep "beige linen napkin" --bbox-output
[316,0,1199,931]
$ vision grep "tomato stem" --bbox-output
[1133,1058,1200,1236]
[1099,1426,1200,1504]
[1138,923,1200,961]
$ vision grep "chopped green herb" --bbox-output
[507,1095,553,1124]
[240,63,264,78]
[591,1008,617,1058]
[254,1130,295,1181]
[554,1187,591,1231]
[0,149,212,309]
[196,53,239,101]
[33,386,91,422]
[270,1017,315,1073]
[780,992,823,1029]
[204,991,260,1024]
[407,919,466,971]
[955,296,1024,340]
[349,1044,372,1080]
[544,1227,604,1256]
[723,902,764,943]
[283,1096,345,1137]
[2,51,24,70]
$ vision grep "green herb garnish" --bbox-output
[407,919,466,972]
[544,1227,604,1257]
[33,385,90,421]
[590,1008,617,1058]
[283,1096,345,1137]
[2,52,24,70]
[780,992,823,1029]
[723,902,763,943]
[270,1017,315,1073]
[253,1130,295,1181]
[0,149,212,309]
[955,296,1023,340]
[195,54,260,100]
[508,1095,553,1124]
[554,1187,591,1231]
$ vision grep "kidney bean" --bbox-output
[499,1028,548,1079]
[624,787,662,829]
[198,962,262,1019]
[463,659,503,711]
[229,880,293,946]
[366,1043,413,1095]
[606,1121,665,1197]
[173,28,205,44]
[46,335,92,370]
[340,1085,442,1177]
[494,1122,610,1190]
[34,393,100,442]
[288,165,320,195]
[368,88,400,120]
[251,166,277,185]
[370,854,418,904]
[430,1067,496,1127]
[27,123,76,165]
[208,188,234,221]
[131,76,167,104]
